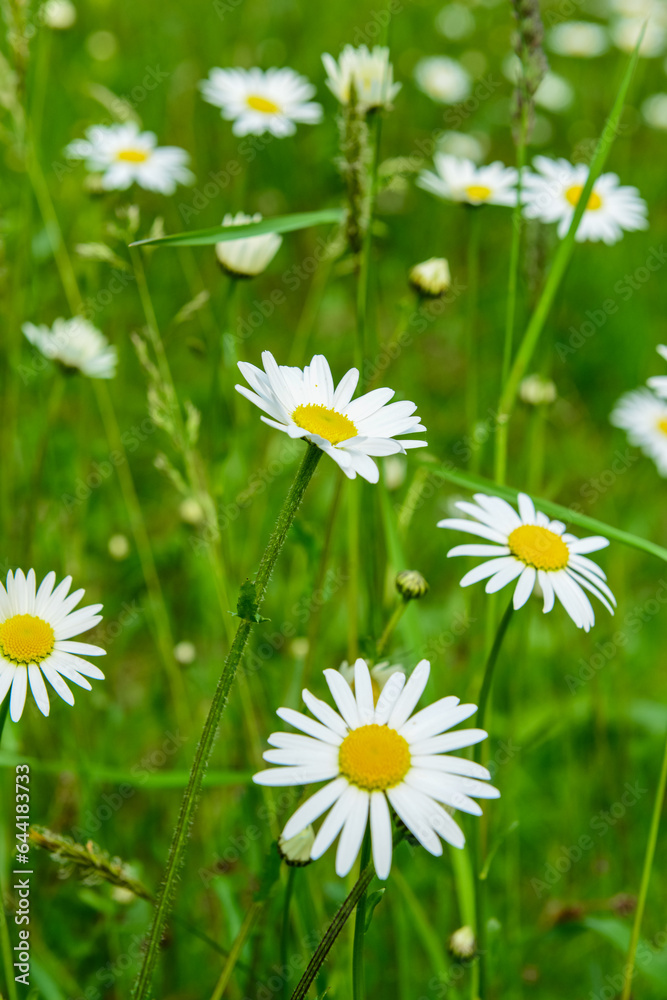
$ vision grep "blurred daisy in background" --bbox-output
[611,17,666,54]
[646,344,667,396]
[322,45,401,111]
[611,386,667,476]
[236,352,426,483]
[215,212,282,278]
[436,2,475,39]
[437,130,487,162]
[39,0,76,29]
[65,123,193,193]
[438,492,616,631]
[338,659,403,701]
[414,56,471,104]
[521,156,648,243]
[418,154,519,206]
[254,657,499,879]
[547,21,609,56]
[23,318,117,379]
[200,66,322,137]
[0,570,105,723]
[642,92,667,129]
[503,56,573,113]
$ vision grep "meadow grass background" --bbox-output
[1,0,667,997]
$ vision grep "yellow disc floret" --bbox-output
[465,184,492,202]
[508,524,570,572]
[339,724,411,791]
[247,95,281,114]
[292,404,358,446]
[0,614,55,665]
[657,418,667,436]
[116,149,149,163]
[565,185,602,211]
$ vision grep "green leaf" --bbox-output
[364,888,386,932]
[129,208,345,249]
[579,915,667,986]
[429,462,667,565]
[235,579,269,623]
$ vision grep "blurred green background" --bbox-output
[1,0,667,997]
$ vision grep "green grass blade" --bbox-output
[0,752,253,786]
[579,915,667,986]
[129,208,345,248]
[428,462,667,564]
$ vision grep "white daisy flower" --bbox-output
[418,154,519,207]
[22,318,117,379]
[611,388,667,476]
[199,66,322,137]
[214,212,282,278]
[642,93,667,129]
[235,352,427,484]
[547,21,610,57]
[0,570,105,723]
[414,56,471,104]
[647,344,667,397]
[322,45,401,112]
[611,17,667,55]
[253,658,499,879]
[521,156,648,244]
[438,493,616,632]
[65,122,194,194]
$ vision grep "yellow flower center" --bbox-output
[465,184,492,202]
[292,404,358,446]
[0,614,55,665]
[339,724,411,791]
[565,185,602,211]
[657,418,667,436]
[246,94,280,114]
[116,149,149,163]
[508,524,570,572]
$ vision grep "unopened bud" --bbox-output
[278,826,315,867]
[409,258,451,298]
[449,925,476,959]
[396,570,429,601]
[519,373,556,406]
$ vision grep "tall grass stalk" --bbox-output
[493,35,644,485]
[620,727,667,1000]
[132,443,322,1000]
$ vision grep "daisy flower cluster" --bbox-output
[22,318,118,379]
[418,153,648,244]
[612,345,667,475]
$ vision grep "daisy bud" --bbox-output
[108,534,130,560]
[179,497,205,525]
[409,258,451,298]
[278,826,315,867]
[215,212,282,279]
[395,570,429,601]
[519,373,557,405]
[173,641,196,665]
[449,925,476,959]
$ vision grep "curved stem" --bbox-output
[281,867,297,1000]
[290,863,375,1000]
[620,727,667,1000]
[132,444,322,1000]
[352,830,372,1000]
[475,599,514,744]
[501,119,526,403]
[465,207,482,472]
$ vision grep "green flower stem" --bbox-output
[0,698,17,1000]
[0,697,9,748]
[209,901,262,1000]
[352,829,372,1000]
[465,207,483,472]
[347,478,361,663]
[493,37,643,485]
[290,862,375,1000]
[22,373,65,560]
[475,599,514,750]
[281,867,297,1000]
[620,727,667,1000]
[376,600,407,659]
[501,117,527,402]
[304,474,344,681]
[472,598,514,999]
[132,443,322,1000]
